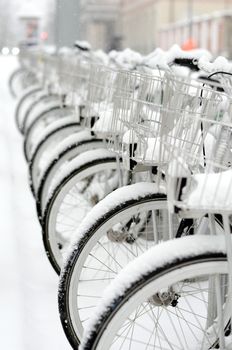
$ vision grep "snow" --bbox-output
[29,115,80,160]
[74,40,92,51]
[49,130,95,156]
[17,88,44,129]
[63,182,166,261]
[80,234,227,346]
[168,156,192,178]
[17,84,42,102]
[93,50,109,65]
[37,130,95,185]
[0,56,70,349]
[198,55,232,74]
[183,169,232,210]
[118,48,143,65]
[92,108,127,135]
[47,148,116,204]
[24,97,61,132]
[111,48,143,69]
[143,45,212,71]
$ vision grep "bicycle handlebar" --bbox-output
[173,58,199,71]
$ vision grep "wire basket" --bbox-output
[41,53,62,93]
[108,71,229,171]
[86,65,151,142]
[83,64,118,132]
[167,112,232,213]
[150,75,232,213]
[58,54,91,97]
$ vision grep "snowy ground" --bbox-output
[0,56,71,349]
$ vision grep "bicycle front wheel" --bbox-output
[59,185,169,348]
[81,235,230,350]
[42,149,125,274]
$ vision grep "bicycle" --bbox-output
[58,59,227,347]
[79,71,232,350]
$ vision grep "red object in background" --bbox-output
[181,38,198,51]
[40,31,48,41]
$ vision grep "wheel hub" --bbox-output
[148,287,179,307]
[107,229,129,243]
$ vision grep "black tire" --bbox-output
[81,248,228,350]
[21,93,57,134]
[23,105,69,161]
[28,122,81,196]
[36,138,103,219]
[9,68,26,98]
[15,86,42,132]
[42,155,119,275]
[9,68,38,99]
[21,95,61,135]
[59,191,167,349]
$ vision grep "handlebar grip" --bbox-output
[74,44,90,51]
[173,58,199,71]
[74,41,91,52]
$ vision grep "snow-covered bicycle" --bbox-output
[58,59,229,347]
[79,69,232,350]
[40,48,212,275]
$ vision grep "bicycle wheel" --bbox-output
[21,92,58,134]
[15,85,42,132]
[22,95,61,134]
[9,67,26,98]
[28,122,81,196]
[42,149,124,274]
[59,183,171,347]
[80,235,229,350]
[9,68,37,98]
[25,114,79,160]
[23,107,73,162]
[36,137,104,218]
[58,189,225,348]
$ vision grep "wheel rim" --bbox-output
[25,111,63,160]
[46,161,122,272]
[30,126,80,192]
[67,199,169,342]
[16,88,42,130]
[39,140,104,212]
[64,210,223,344]
[91,258,229,350]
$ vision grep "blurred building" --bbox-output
[0,0,56,50]
[120,0,232,54]
[18,3,41,46]
[76,0,232,55]
[79,0,121,51]
[120,0,158,53]
[159,11,232,57]
[55,0,80,48]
